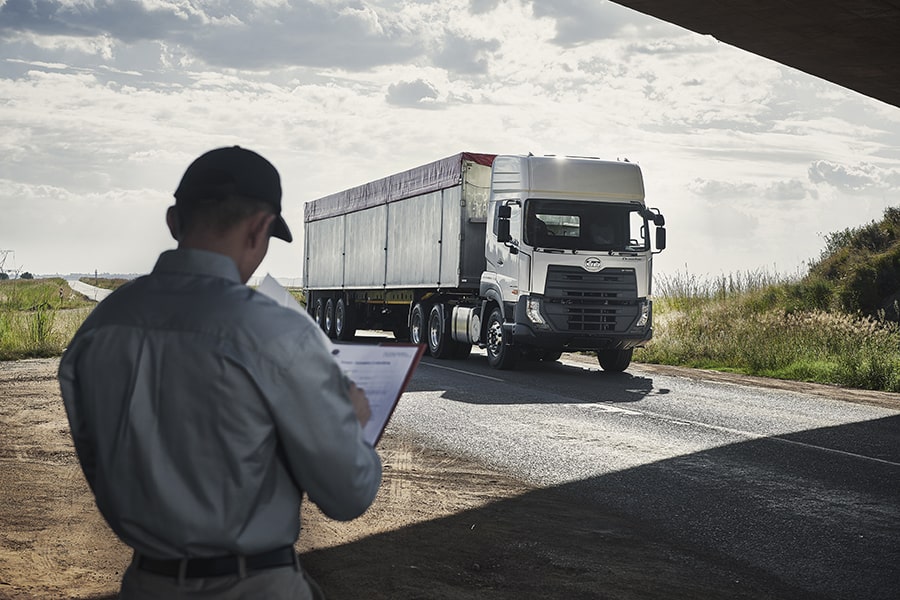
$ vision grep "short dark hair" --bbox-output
[175,193,275,237]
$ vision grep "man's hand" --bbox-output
[347,382,371,426]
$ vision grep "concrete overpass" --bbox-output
[614,1,900,108]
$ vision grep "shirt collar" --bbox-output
[152,248,243,283]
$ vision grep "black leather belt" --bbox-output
[136,546,296,578]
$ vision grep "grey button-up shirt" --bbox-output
[58,249,382,558]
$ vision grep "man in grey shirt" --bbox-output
[58,146,382,599]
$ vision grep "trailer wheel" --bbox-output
[597,348,633,372]
[427,305,450,358]
[313,297,326,332]
[485,307,518,370]
[410,303,428,352]
[324,298,336,338]
[334,297,355,341]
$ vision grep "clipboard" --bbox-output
[331,342,426,446]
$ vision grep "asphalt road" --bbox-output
[380,342,900,600]
[66,278,113,301]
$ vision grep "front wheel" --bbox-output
[597,348,633,372]
[485,307,518,370]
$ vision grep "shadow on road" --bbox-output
[408,354,663,405]
[300,415,900,600]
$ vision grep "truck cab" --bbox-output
[479,155,666,370]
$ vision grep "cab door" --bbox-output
[485,200,522,303]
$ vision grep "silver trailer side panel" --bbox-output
[440,186,462,288]
[344,205,387,289]
[305,217,344,288]
[386,190,444,286]
[303,153,496,291]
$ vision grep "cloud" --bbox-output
[531,0,673,47]
[433,32,500,74]
[808,160,900,193]
[764,179,810,201]
[469,0,500,15]
[0,0,423,71]
[386,78,440,107]
[688,177,812,202]
[0,0,201,41]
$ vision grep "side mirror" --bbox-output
[655,227,667,251]
[642,207,665,227]
[497,219,511,243]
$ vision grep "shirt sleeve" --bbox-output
[265,327,383,521]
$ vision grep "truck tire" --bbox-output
[410,303,428,352]
[324,298,336,338]
[485,307,518,370]
[427,304,471,359]
[427,305,450,358]
[597,348,633,372]
[334,297,356,341]
[313,297,326,332]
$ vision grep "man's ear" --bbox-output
[166,206,180,241]
[248,212,277,249]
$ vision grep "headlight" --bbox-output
[526,297,547,326]
[635,300,650,328]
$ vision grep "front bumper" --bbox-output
[508,294,653,351]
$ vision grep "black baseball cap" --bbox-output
[174,146,292,242]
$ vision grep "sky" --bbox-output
[1,0,899,284]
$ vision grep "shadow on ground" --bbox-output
[298,415,900,600]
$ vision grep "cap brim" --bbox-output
[272,215,293,243]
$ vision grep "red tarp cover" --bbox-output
[304,152,496,222]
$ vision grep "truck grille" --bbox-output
[542,266,639,332]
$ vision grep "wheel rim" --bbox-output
[411,310,423,345]
[325,301,334,333]
[429,313,441,350]
[487,317,503,358]
[314,300,324,326]
[335,301,344,335]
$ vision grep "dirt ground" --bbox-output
[2,358,888,600]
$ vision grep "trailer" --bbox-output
[303,152,666,371]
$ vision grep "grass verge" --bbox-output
[636,269,900,392]
[0,279,96,360]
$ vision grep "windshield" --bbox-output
[524,199,649,252]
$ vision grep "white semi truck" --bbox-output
[303,152,666,371]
